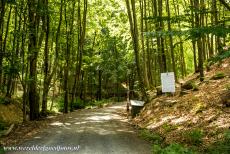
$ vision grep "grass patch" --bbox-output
[192,102,207,114]
[162,123,178,133]
[211,72,225,80]
[205,130,230,154]
[139,129,163,144]
[139,129,198,153]
[184,129,204,146]
[152,143,197,154]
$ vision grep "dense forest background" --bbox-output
[0,0,229,121]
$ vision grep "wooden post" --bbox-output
[127,82,130,111]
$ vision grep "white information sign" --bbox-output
[161,72,175,93]
[130,100,145,106]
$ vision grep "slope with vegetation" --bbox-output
[134,57,230,153]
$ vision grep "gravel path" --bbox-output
[6,103,151,154]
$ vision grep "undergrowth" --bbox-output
[211,72,225,80]
[184,129,204,146]
[207,50,230,66]
[139,129,163,144]
[152,143,196,154]
[205,130,230,154]
[0,122,6,131]
[58,97,114,112]
[0,147,5,154]
[139,128,230,154]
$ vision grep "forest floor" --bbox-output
[132,57,230,153]
[1,102,152,154]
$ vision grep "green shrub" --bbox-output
[46,110,56,115]
[152,143,196,154]
[211,72,225,80]
[182,81,199,91]
[72,98,85,109]
[139,129,163,144]
[184,129,204,146]
[0,97,10,105]
[87,99,111,108]
[58,98,64,112]
[0,97,4,104]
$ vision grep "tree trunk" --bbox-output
[194,0,204,81]
[0,0,6,89]
[166,0,177,81]
[63,0,70,113]
[41,0,50,116]
[190,0,198,72]
[158,0,167,72]
[139,0,150,89]
[28,0,40,120]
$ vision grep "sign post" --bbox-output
[161,72,175,93]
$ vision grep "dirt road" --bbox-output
[5,103,152,154]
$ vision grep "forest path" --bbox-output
[7,102,151,154]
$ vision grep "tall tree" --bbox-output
[28,0,40,120]
[194,0,204,81]
[0,0,6,90]
[125,0,148,102]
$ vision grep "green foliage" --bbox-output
[58,97,113,111]
[144,15,189,23]
[145,26,230,38]
[206,130,230,154]
[162,123,178,132]
[46,110,57,115]
[192,102,207,114]
[85,99,115,109]
[184,129,204,146]
[90,99,108,108]
[0,147,5,154]
[139,129,163,144]
[182,81,198,91]
[57,98,64,112]
[0,121,6,131]
[0,97,4,105]
[72,98,85,109]
[152,143,196,154]
[58,97,85,112]
[211,72,225,80]
[6,0,16,5]
[225,130,230,140]
[0,97,10,105]
[207,50,230,66]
